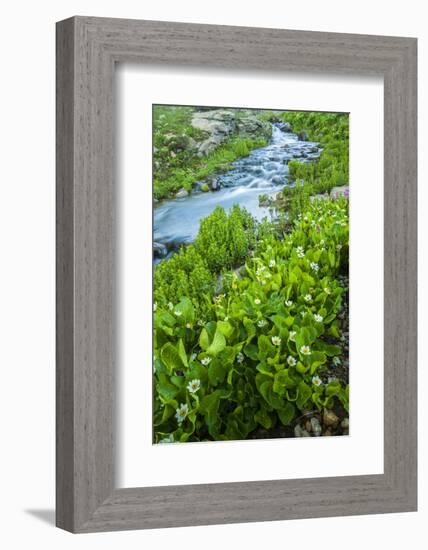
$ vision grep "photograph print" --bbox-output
[152,105,349,444]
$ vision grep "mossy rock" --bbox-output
[200,183,210,192]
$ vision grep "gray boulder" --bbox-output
[153,242,168,258]
[175,188,189,198]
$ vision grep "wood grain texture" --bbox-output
[56,16,417,533]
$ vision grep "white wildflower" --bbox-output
[313,314,323,323]
[190,353,197,361]
[186,323,192,329]
[254,298,261,305]
[323,287,331,295]
[237,352,244,364]
[168,302,174,310]
[310,262,319,272]
[300,345,311,356]
[174,310,182,317]
[153,303,157,312]
[333,356,341,366]
[287,356,297,366]
[304,294,312,302]
[257,319,268,328]
[201,357,211,366]
[187,379,201,394]
[312,376,322,387]
[271,336,282,346]
[289,331,296,342]
[269,259,276,267]
[285,300,293,307]
[175,403,189,424]
[296,246,305,259]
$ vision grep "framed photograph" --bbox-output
[56,17,417,533]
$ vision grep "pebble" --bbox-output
[323,409,339,427]
[310,417,322,436]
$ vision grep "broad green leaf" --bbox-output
[208,361,227,386]
[177,339,188,367]
[277,402,295,425]
[199,328,210,351]
[258,334,275,358]
[217,320,234,339]
[160,342,185,374]
[254,408,273,429]
[243,318,256,342]
[207,329,226,356]
[174,297,195,323]
[296,381,312,409]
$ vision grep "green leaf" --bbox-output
[315,342,341,356]
[243,317,256,342]
[270,315,289,337]
[217,320,234,339]
[207,329,226,356]
[156,373,179,400]
[259,380,284,409]
[208,361,227,386]
[174,297,195,323]
[199,328,210,351]
[177,339,188,367]
[254,408,273,429]
[277,402,295,425]
[256,362,275,377]
[160,342,185,374]
[258,334,275,358]
[296,381,312,410]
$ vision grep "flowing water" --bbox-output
[154,124,320,261]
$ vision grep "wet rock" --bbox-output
[305,420,312,432]
[341,418,349,429]
[209,178,220,191]
[271,175,283,184]
[294,424,310,437]
[310,417,323,436]
[200,183,209,192]
[192,109,271,156]
[330,185,349,199]
[153,242,168,258]
[277,121,292,132]
[323,409,339,427]
[175,188,189,198]
[297,130,309,141]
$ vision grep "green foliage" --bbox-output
[281,111,349,197]
[153,197,349,443]
[154,205,257,315]
[194,205,257,272]
[154,245,214,314]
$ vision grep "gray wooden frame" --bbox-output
[56,16,417,533]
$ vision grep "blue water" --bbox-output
[154,124,320,255]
